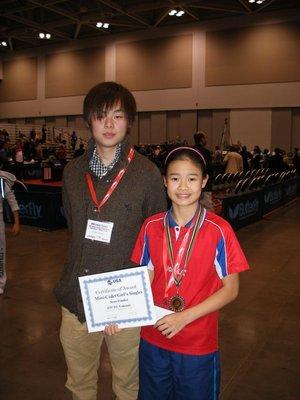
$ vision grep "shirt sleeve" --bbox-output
[4,182,19,212]
[131,219,154,270]
[215,222,249,279]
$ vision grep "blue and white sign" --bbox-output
[79,266,156,332]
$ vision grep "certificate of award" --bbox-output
[79,266,156,333]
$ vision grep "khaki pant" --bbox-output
[60,307,140,400]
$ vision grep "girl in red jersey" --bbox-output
[106,147,249,400]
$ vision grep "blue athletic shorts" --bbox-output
[138,339,220,400]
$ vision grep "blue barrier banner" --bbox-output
[282,178,299,204]
[221,177,299,229]
[262,183,283,215]
[9,190,67,230]
[5,177,299,232]
[221,190,263,230]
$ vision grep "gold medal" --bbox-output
[169,295,185,312]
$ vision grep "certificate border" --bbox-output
[83,269,153,328]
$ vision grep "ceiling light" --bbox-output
[1,41,7,47]
[248,0,255,3]
[176,10,185,17]
[96,22,109,29]
[169,9,177,16]
[256,0,263,3]
[39,32,51,39]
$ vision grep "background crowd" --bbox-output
[134,135,300,178]
[0,127,299,183]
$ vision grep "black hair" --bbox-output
[164,147,207,177]
[83,81,136,128]
[193,131,206,146]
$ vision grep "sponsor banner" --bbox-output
[282,178,299,204]
[4,190,66,230]
[262,183,283,215]
[222,191,263,230]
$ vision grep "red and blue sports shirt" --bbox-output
[131,208,250,356]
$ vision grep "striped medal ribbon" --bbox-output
[163,205,205,311]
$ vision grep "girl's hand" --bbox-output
[154,312,189,339]
[104,324,122,336]
[11,223,20,235]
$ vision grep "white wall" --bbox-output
[0,11,300,119]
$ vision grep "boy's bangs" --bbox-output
[92,97,124,120]
[84,81,136,126]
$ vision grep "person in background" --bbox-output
[0,171,20,295]
[250,146,262,170]
[268,148,287,172]
[56,143,67,165]
[14,140,24,180]
[262,148,271,168]
[214,146,223,164]
[29,128,36,141]
[54,81,167,400]
[223,145,243,174]
[42,125,47,143]
[23,139,36,161]
[3,130,9,142]
[35,140,43,162]
[239,145,252,172]
[193,131,214,210]
[0,143,8,166]
[236,140,242,151]
[253,145,261,155]
[0,129,9,143]
[73,143,85,158]
[151,145,164,172]
[70,131,78,151]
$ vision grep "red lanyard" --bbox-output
[85,147,135,212]
[162,206,204,297]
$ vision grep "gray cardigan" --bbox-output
[54,136,167,322]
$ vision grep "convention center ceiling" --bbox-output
[0,0,299,51]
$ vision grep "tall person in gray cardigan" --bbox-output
[54,82,167,400]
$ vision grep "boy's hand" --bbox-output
[11,223,20,235]
[104,324,122,336]
[155,312,189,339]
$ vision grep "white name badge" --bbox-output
[85,219,114,243]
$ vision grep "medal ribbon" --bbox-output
[85,147,135,212]
[163,205,204,297]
